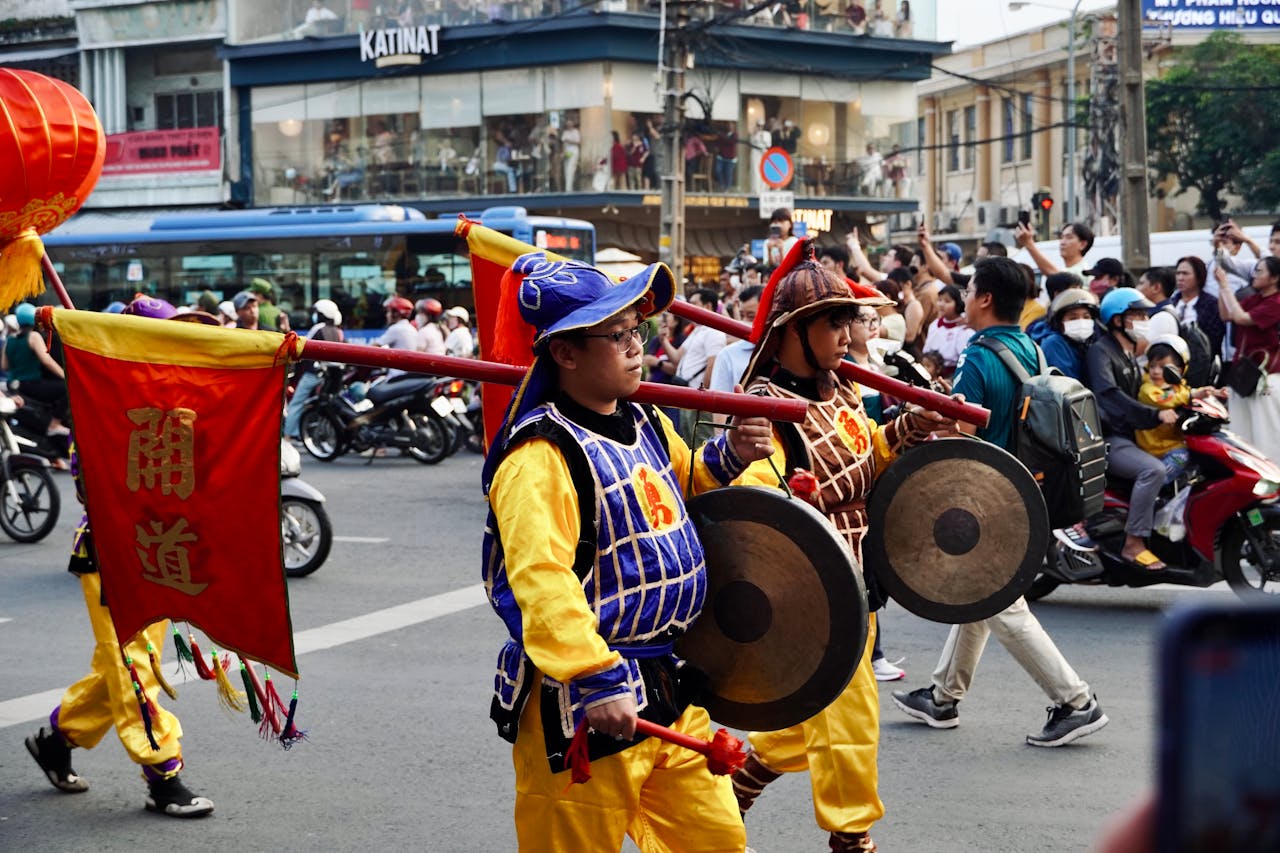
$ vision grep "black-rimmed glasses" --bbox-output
[578,324,651,352]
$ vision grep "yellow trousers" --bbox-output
[749,612,882,834]
[512,693,746,852]
[56,572,183,769]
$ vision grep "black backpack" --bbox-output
[1160,305,1217,387]
[973,338,1107,529]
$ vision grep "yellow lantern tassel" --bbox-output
[0,229,48,310]
[210,650,247,713]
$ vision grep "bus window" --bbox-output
[243,252,312,322]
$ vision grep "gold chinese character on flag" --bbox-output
[126,407,196,499]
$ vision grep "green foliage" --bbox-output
[1145,31,1280,219]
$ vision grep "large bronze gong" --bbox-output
[864,437,1048,624]
[677,486,869,732]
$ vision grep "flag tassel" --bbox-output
[147,642,178,700]
[188,636,216,680]
[124,656,161,751]
[239,662,262,724]
[210,650,247,713]
[279,689,307,750]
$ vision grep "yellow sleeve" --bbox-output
[488,439,620,685]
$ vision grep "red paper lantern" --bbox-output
[0,68,105,308]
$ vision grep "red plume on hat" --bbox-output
[750,238,814,344]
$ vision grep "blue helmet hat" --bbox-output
[1098,287,1153,325]
[14,303,36,327]
[103,301,127,314]
[940,242,963,264]
[512,253,674,353]
[481,251,675,491]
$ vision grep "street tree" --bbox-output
[1145,31,1280,220]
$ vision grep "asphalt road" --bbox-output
[0,450,1237,852]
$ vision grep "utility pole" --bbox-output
[1117,0,1150,271]
[658,0,691,288]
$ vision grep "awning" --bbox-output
[0,45,78,66]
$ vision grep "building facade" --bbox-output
[3,0,949,273]
[913,5,1280,254]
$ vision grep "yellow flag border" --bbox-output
[48,309,301,371]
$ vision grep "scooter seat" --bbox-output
[365,375,434,405]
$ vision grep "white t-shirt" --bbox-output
[676,325,726,385]
[417,321,446,355]
[446,326,474,359]
[708,339,755,393]
[376,318,420,377]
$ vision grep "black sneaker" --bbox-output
[891,686,959,729]
[1026,695,1109,747]
[145,775,214,818]
[25,727,89,793]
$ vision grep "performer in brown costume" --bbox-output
[730,240,951,852]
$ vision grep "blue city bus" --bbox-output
[41,204,595,333]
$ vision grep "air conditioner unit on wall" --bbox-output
[976,201,1000,228]
[1001,205,1022,226]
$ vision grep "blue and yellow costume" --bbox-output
[482,253,748,852]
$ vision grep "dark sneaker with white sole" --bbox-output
[25,727,89,793]
[145,775,214,818]
[1026,695,1109,747]
[891,686,959,729]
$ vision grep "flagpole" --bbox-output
[299,339,809,424]
[665,301,991,428]
[41,253,76,309]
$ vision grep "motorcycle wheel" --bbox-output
[1024,573,1060,602]
[0,465,61,543]
[300,410,345,462]
[407,414,451,465]
[1221,513,1280,597]
[281,497,332,578]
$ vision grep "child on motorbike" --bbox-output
[1135,335,1229,485]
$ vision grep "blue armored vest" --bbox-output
[483,402,707,740]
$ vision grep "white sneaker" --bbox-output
[872,657,905,681]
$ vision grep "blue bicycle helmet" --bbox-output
[14,303,36,327]
[1098,287,1153,325]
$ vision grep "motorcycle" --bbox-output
[1031,395,1280,601]
[0,395,60,543]
[297,363,458,465]
[280,439,332,578]
[439,378,484,455]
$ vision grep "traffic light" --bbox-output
[1032,188,1054,217]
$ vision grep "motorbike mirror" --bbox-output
[1162,364,1183,386]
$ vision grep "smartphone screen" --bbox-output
[1157,601,1280,852]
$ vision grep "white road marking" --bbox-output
[0,583,488,730]
[333,535,390,543]
[0,617,10,624]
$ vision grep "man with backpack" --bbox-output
[892,256,1110,748]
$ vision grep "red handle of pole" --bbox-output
[666,300,991,428]
[299,339,809,424]
[41,254,76,309]
[633,718,709,755]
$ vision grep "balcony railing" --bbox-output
[255,152,914,204]
[235,0,933,44]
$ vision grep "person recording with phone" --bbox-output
[763,208,797,269]
[1015,220,1094,279]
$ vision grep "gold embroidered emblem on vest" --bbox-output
[633,463,679,532]
[835,407,871,456]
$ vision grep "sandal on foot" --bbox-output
[1123,549,1166,572]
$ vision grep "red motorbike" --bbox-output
[1031,396,1280,600]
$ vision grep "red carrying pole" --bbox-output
[299,339,809,424]
[666,300,991,428]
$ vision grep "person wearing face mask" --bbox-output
[1040,288,1101,381]
[1084,287,1176,571]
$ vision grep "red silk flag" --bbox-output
[50,309,300,678]
[455,219,571,446]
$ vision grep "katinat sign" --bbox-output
[359,25,441,67]
[1143,0,1280,28]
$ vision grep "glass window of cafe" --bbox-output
[249,63,610,203]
